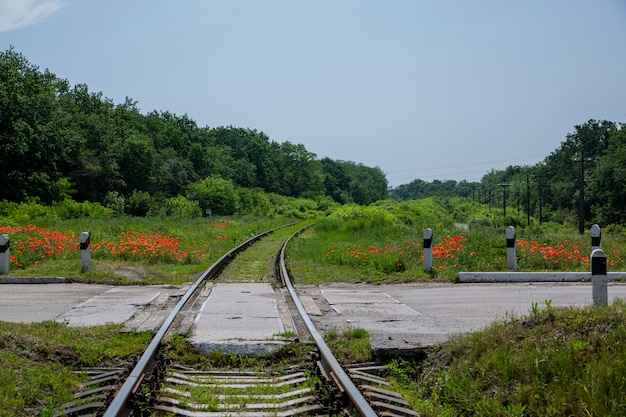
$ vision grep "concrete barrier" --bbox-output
[458,271,626,283]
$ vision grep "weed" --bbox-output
[325,327,372,363]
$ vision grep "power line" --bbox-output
[389,168,490,182]
[384,154,546,175]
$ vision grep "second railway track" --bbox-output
[58,223,416,417]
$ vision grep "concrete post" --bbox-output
[591,248,607,306]
[0,234,9,275]
[80,232,91,272]
[423,228,433,273]
[591,224,601,252]
[506,226,516,271]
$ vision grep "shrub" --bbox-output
[0,200,59,224]
[126,190,155,217]
[328,204,397,230]
[236,187,271,215]
[53,199,113,219]
[161,196,202,219]
[103,191,125,216]
[187,176,238,215]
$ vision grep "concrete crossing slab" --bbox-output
[297,282,626,357]
[58,287,162,327]
[0,283,112,323]
[188,283,290,356]
[0,283,186,329]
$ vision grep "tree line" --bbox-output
[4,47,625,228]
[390,119,626,228]
[0,48,388,214]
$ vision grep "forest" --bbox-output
[0,48,387,214]
[2,46,626,229]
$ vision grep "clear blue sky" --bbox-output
[2,0,625,187]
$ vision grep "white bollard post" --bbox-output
[591,248,607,306]
[0,234,9,275]
[423,228,433,273]
[80,232,91,272]
[591,224,601,252]
[506,226,517,271]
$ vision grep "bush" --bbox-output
[328,204,398,230]
[0,200,59,224]
[161,196,202,219]
[103,191,125,216]
[236,187,271,215]
[53,200,113,219]
[187,176,238,215]
[126,190,155,217]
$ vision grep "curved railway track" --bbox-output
[56,223,416,417]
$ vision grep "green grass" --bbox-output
[219,222,312,284]
[387,299,626,416]
[287,216,626,284]
[0,321,151,417]
[325,327,372,364]
[4,216,298,284]
[163,333,316,371]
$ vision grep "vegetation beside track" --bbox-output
[0,322,150,417]
[1,216,297,285]
[286,199,626,284]
[387,300,626,416]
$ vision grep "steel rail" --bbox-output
[103,224,292,417]
[279,227,379,417]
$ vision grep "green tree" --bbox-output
[186,175,238,215]
[536,119,616,226]
[0,47,77,202]
[321,158,352,204]
[590,125,626,224]
[345,163,388,205]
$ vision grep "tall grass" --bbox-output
[388,300,626,416]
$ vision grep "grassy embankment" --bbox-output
[387,300,626,416]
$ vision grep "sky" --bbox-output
[1,1,625,187]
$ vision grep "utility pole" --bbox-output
[526,174,531,226]
[537,181,543,225]
[578,148,585,235]
[498,183,512,217]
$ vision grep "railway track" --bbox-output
[55,223,417,417]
